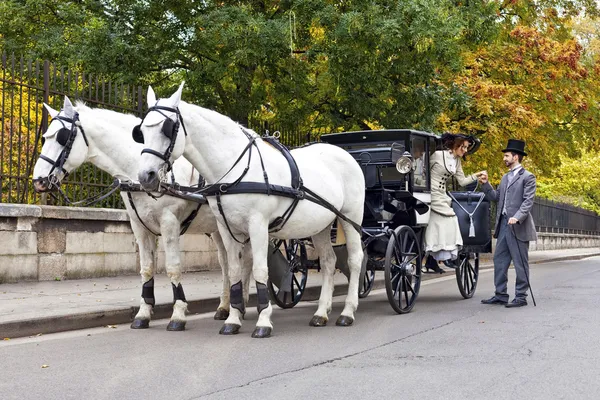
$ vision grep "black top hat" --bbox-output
[502,139,527,156]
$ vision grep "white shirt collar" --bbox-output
[510,164,522,175]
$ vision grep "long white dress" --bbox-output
[424,150,477,261]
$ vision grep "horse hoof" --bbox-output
[219,323,241,335]
[335,315,354,327]
[213,308,230,320]
[309,316,328,327]
[251,326,272,338]
[130,319,150,329]
[166,320,186,331]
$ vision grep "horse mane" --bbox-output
[74,100,139,123]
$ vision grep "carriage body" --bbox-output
[321,129,435,250]
[321,129,489,311]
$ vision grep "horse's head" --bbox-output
[137,82,187,191]
[32,97,89,193]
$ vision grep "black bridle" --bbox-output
[133,105,188,174]
[34,111,123,206]
[36,113,89,190]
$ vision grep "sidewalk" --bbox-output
[1,248,599,339]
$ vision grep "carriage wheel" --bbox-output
[384,226,422,314]
[455,251,479,299]
[359,249,375,298]
[267,239,309,309]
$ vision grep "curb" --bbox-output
[2,252,599,339]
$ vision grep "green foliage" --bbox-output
[1,0,600,212]
[537,151,600,213]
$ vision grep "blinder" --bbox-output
[56,127,71,146]
[131,108,180,144]
[37,113,89,188]
[132,124,144,144]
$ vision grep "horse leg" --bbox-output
[309,227,337,327]
[335,219,363,326]
[131,223,157,329]
[218,223,246,335]
[210,231,231,320]
[161,213,188,331]
[241,244,253,306]
[246,218,272,338]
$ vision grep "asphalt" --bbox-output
[1,247,599,339]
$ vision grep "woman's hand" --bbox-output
[476,171,488,184]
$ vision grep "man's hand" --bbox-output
[478,171,488,184]
[508,217,518,225]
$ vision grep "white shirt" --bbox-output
[445,151,457,174]
[509,164,522,178]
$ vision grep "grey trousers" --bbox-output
[493,215,530,301]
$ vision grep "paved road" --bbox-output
[2,256,599,400]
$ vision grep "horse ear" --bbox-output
[43,103,59,119]
[63,96,75,117]
[147,86,156,105]
[168,81,185,107]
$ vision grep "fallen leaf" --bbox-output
[106,325,117,329]
[3,338,10,341]
[41,365,49,368]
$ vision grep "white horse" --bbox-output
[32,97,251,330]
[137,83,366,338]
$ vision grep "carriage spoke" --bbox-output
[402,277,411,306]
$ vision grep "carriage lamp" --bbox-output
[395,152,413,174]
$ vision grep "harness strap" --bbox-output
[127,192,160,236]
[301,186,363,234]
[216,192,249,245]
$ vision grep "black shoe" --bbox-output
[443,260,458,269]
[481,296,508,305]
[423,257,445,274]
[505,299,527,308]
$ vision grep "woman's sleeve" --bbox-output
[429,151,439,168]
[454,159,477,187]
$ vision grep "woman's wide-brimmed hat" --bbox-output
[441,132,480,154]
[502,139,527,156]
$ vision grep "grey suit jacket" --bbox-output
[482,168,537,242]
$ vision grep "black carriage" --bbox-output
[321,129,492,313]
[266,129,492,313]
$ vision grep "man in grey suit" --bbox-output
[479,139,537,308]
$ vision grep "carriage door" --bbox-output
[411,134,431,226]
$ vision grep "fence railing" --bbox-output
[532,197,600,235]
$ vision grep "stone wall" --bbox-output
[0,204,219,284]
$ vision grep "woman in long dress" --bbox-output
[424,133,485,270]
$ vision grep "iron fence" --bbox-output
[532,197,600,235]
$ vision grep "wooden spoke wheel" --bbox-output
[384,226,422,314]
[267,239,309,309]
[455,251,479,299]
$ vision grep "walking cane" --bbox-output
[509,224,537,306]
